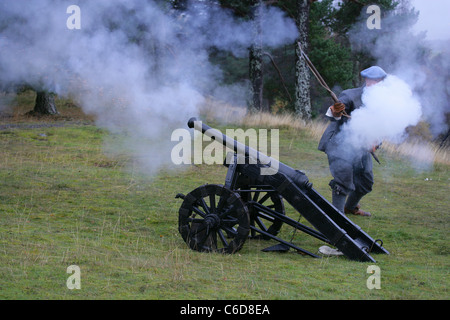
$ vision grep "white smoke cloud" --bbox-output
[340,75,423,150]
[0,0,298,174]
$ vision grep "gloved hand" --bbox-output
[370,142,382,153]
[330,102,345,117]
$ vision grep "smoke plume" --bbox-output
[340,75,422,150]
[0,0,298,174]
[347,3,449,143]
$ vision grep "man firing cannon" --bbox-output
[318,66,387,217]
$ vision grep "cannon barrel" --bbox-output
[188,117,311,189]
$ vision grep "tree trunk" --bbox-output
[248,1,265,113]
[294,0,312,120]
[33,91,59,115]
[249,45,264,113]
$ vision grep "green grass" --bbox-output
[0,116,448,300]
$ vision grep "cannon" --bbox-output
[176,117,389,262]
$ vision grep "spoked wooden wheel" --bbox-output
[234,174,285,239]
[242,187,285,239]
[178,184,250,254]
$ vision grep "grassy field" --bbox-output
[0,92,448,300]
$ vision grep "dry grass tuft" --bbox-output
[382,140,449,166]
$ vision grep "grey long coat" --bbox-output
[318,86,373,195]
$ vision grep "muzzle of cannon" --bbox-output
[176,117,389,262]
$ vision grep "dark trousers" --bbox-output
[327,152,374,211]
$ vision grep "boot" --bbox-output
[345,192,371,216]
[344,206,371,217]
